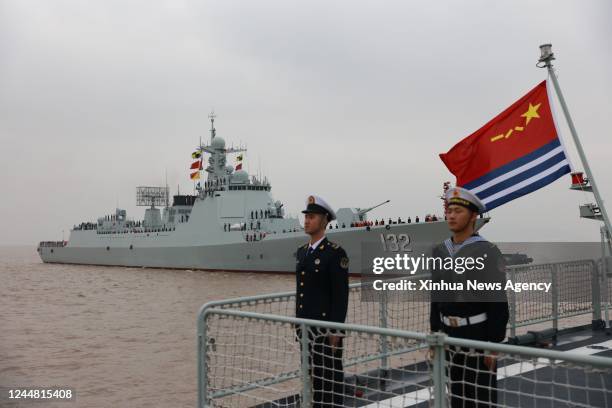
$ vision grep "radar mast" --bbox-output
[209,111,216,141]
[198,113,247,184]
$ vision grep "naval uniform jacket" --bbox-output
[295,237,349,331]
[429,235,509,343]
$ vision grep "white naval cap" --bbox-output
[445,186,486,214]
[302,195,336,221]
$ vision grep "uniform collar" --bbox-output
[443,234,486,257]
[309,236,326,251]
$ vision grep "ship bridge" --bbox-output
[190,113,300,240]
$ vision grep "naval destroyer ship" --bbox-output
[38,114,488,274]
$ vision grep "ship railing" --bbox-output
[198,308,612,407]
[198,260,604,345]
[38,241,66,248]
[197,258,612,406]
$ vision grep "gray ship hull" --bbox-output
[38,220,488,275]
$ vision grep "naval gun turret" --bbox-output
[336,200,390,227]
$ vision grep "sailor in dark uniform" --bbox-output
[296,195,349,407]
[430,186,509,408]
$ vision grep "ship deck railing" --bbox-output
[38,241,66,248]
[197,258,612,407]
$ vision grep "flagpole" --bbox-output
[538,44,612,238]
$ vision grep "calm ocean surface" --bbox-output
[0,246,295,407]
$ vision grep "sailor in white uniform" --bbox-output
[430,186,509,408]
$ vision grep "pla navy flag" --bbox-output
[439,80,571,212]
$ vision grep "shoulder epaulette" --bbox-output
[329,241,340,250]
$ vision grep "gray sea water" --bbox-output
[0,246,295,407]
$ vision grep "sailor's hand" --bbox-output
[427,347,435,361]
[329,335,341,352]
[483,352,497,372]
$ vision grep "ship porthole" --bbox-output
[106,246,110,251]
[130,244,133,250]
[385,225,391,230]
[50,249,54,253]
[259,254,263,259]
[246,254,250,260]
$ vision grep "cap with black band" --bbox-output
[302,195,336,221]
[445,186,486,214]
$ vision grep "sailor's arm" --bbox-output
[430,302,442,332]
[484,245,510,342]
[329,247,349,324]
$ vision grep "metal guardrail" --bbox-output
[506,260,601,337]
[198,259,602,338]
[199,309,612,407]
[197,259,610,407]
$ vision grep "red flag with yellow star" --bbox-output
[440,80,571,211]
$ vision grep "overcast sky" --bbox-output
[1,0,611,246]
